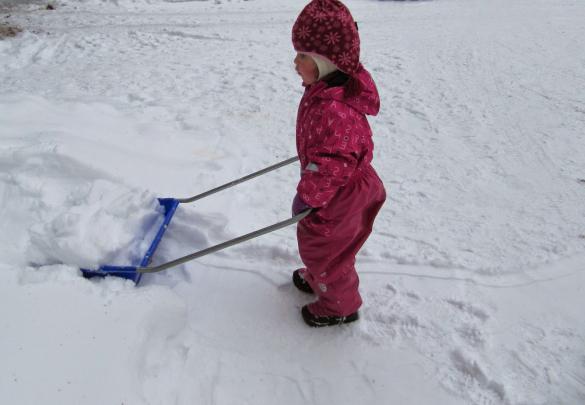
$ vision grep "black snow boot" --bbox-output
[301,305,359,327]
[292,269,314,294]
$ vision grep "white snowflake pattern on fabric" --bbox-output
[292,0,360,75]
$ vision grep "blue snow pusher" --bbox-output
[80,157,311,285]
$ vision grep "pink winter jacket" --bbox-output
[296,65,381,208]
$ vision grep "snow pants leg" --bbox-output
[297,166,386,317]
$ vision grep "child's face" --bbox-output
[294,53,318,86]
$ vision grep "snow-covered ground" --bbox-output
[1,0,584,404]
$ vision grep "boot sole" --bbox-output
[301,305,359,327]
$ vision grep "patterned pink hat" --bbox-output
[292,0,360,75]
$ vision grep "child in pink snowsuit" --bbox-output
[290,0,386,327]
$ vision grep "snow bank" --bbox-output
[0,95,164,269]
[27,179,162,269]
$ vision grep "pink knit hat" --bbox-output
[292,0,360,76]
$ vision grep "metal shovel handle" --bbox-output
[178,156,299,204]
[137,208,312,274]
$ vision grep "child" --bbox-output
[290,0,386,327]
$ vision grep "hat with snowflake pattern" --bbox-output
[292,0,360,76]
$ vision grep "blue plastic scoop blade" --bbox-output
[80,198,180,284]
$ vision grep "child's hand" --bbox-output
[292,194,311,216]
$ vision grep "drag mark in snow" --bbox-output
[132,297,190,405]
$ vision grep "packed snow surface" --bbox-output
[1,0,584,404]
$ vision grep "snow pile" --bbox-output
[0,147,162,270]
[0,95,164,269]
[27,179,162,269]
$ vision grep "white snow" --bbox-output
[1,0,584,404]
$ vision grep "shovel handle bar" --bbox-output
[137,208,312,274]
[177,156,299,204]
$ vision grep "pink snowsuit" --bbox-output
[296,65,386,317]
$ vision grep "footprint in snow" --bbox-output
[445,299,490,322]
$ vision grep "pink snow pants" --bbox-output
[297,165,386,317]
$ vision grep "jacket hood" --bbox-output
[315,65,380,117]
